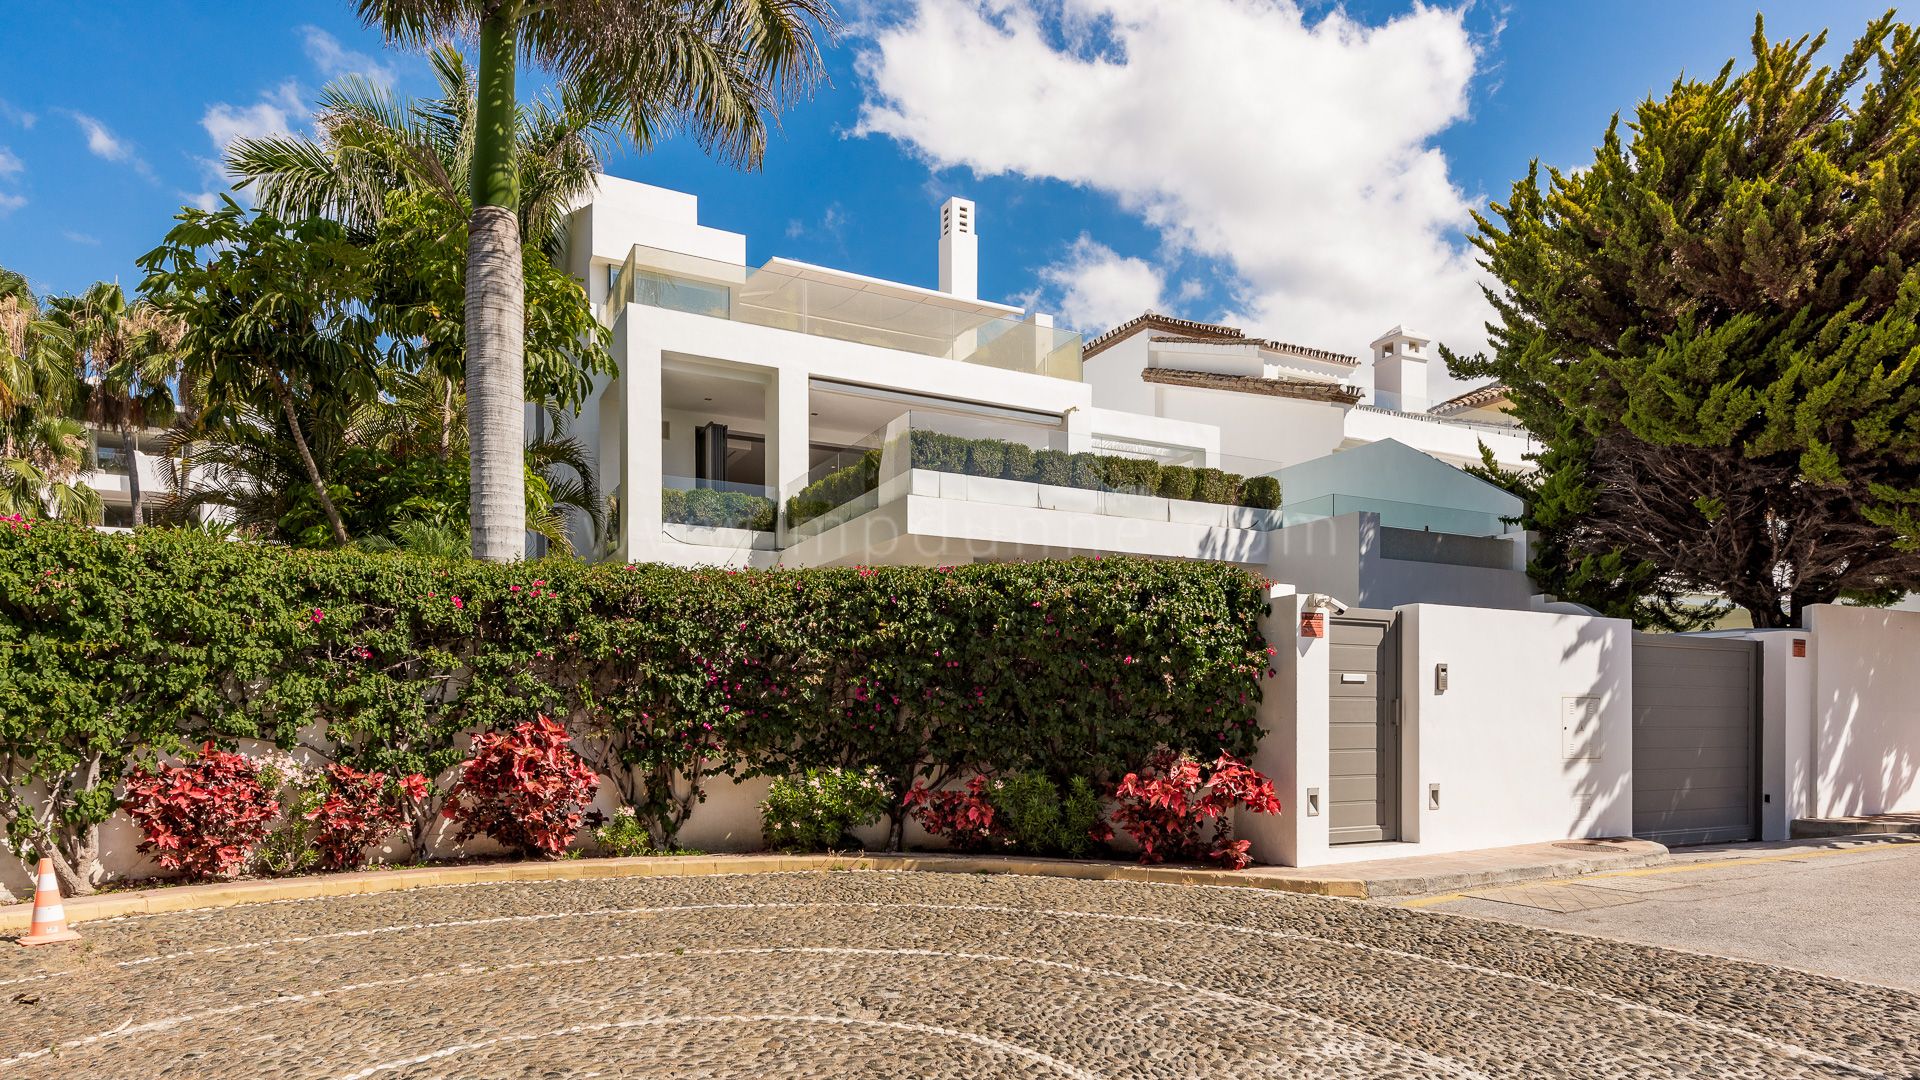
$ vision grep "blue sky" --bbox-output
[0,2,1904,376]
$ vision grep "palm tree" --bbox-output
[0,269,102,523]
[352,1,833,562]
[40,284,183,527]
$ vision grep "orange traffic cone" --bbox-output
[18,857,80,946]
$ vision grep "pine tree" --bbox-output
[1453,12,1920,628]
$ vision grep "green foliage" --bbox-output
[0,523,1268,860]
[1002,442,1036,482]
[1239,475,1282,510]
[1191,467,1234,505]
[785,449,881,527]
[1101,456,1162,495]
[1455,13,1920,626]
[760,767,889,852]
[662,487,776,531]
[1032,448,1072,487]
[990,773,1104,858]
[1157,466,1196,502]
[967,438,1009,479]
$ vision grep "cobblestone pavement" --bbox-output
[2,871,1916,1079]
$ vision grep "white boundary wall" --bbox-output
[1241,591,1634,867]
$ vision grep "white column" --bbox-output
[766,365,811,500]
[620,317,664,565]
[1239,584,1333,868]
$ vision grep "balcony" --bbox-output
[771,411,1283,566]
[608,244,1083,380]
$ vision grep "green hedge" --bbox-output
[783,430,1282,527]
[0,522,1268,870]
[662,487,776,532]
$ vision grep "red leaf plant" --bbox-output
[122,743,279,880]
[1110,751,1281,870]
[306,765,428,870]
[441,715,600,858]
[904,776,1005,852]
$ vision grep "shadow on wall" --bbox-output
[1810,606,1920,818]
[1562,613,1632,840]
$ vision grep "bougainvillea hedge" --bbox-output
[0,520,1270,881]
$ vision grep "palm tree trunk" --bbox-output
[123,421,144,527]
[268,369,351,546]
[467,10,526,563]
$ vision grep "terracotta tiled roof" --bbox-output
[1141,367,1364,404]
[1148,335,1358,367]
[1082,312,1244,359]
[1428,382,1511,416]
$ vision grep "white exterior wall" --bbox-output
[1393,605,1634,856]
[1243,596,1634,868]
[1802,605,1920,819]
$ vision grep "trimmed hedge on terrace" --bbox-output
[661,487,777,532]
[786,430,1281,528]
[0,520,1269,888]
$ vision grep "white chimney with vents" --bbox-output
[938,196,978,299]
[1370,326,1432,413]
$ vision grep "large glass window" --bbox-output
[629,269,731,319]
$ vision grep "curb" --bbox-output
[0,853,1361,931]
[0,841,1670,931]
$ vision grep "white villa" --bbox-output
[559,175,1535,611]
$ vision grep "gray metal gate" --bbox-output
[1631,635,1761,846]
[1329,613,1399,844]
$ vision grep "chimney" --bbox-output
[938,196,978,299]
[1369,326,1432,412]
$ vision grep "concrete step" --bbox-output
[1791,813,1920,839]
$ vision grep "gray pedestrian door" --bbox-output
[1631,635,1761,846]
[1329,614,1399,844]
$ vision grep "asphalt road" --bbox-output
[1395,834,1920,993]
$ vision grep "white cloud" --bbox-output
[855,0,1492,365]
[0,147,21,177]
[301,26,397,86]
[184,190,222,212]
[69,111,153,177]
[0,192,23,215]
[1035,234,1165,333]
[201,81,306,155]
[0,100,34,129]
[62,230,100,246]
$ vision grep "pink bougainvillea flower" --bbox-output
[310,608,325,623]
[510,585,522,593]
[451,596,464,609]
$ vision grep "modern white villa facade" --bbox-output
[551,177,1920,867]
[558,175,1535,613]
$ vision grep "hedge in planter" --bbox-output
[662,487,776,531]
[898,428,1281,510]
[0,522,1269,875]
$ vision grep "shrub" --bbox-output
[441,715,601,858]
[1110,750,1280,870]
[909,430,970,472]
[1191,467,1235,505]
[1032,449,1073,487]
[255,751,327,876]
[967,439,1009,478]
[664,488,777,531]
[122,744,279,880]
[1239,475,1282,510]
[307,764,426,870]
[1157,466,1197,501]
[786,449,882,526]
[591,806,704,857]
[1069,452,1104,490]
[1002,442,1037,482]
[1101,457,1163,495]
[760,766,889,852]
[992,773,1109,858]
[0,523,1268,870]
[905,776,1005,852]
